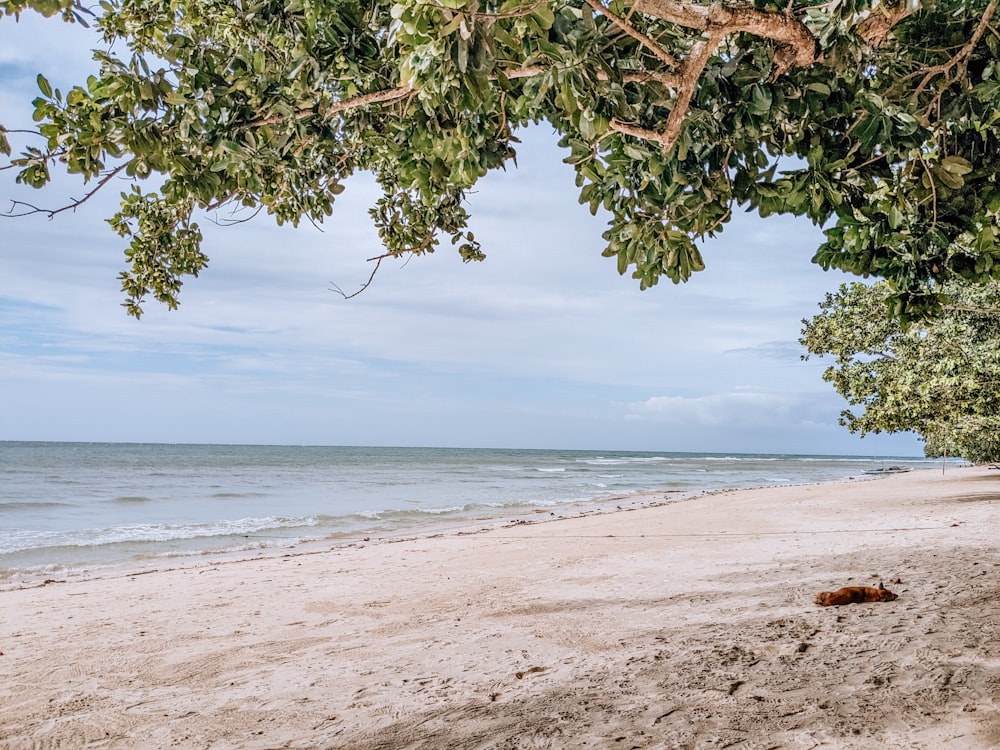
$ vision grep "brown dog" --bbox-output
[814,582,898,606]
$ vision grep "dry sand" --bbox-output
[2,466,1000,749]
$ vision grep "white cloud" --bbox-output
[624,389,836,429]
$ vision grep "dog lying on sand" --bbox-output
[814,582,898,606]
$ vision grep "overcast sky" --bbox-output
[0,13,922,455]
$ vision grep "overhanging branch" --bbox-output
[633,0,817,74]
[3,163,126,219]
[605,0,819,152]
[582,0,679,69]
[912,0,996,106]
[245,2,822,155]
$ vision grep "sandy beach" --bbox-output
[2,466,999,749]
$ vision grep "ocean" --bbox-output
[0,442,935,579]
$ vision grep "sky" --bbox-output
[0,13,923,455]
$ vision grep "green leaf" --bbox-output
[749,84,772,115]
[940,156,973,176]
[934,166,964,190]
[530,3,555,30]
[36,73,53,98]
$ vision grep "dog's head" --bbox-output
[876,582,898,602]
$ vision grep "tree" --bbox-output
[800,280,1000,463]
[1,0,999,317]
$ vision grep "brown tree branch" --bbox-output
[246,65,556,130]
[942,304,1000,316]
[245,1,821,157]
[660,27,726,151]
[582,0,679,69]
[330,255,384,300]
[856,0,916,49]
[245,62,684,135]
[607,28,722,152]
[634,0,817,74]
[637,0,814,43]
[204,192,236,212]
[622,70,680,87]
[602,1,819,152]
[247,87,412,129]
[609,117,674,149]
[3,163,127,219]
[464,0,546,21]
[913,0,996,103]
[204,203,264,227]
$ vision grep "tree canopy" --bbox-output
[1,0,999,316]
[800,280,1000,463]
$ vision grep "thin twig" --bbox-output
[456,0,546,21]
[917,153,938,229]
[582,0,679,68]
[912,0,996,110]
[204,192,237,212]
[205,204,264,227]
[330,256,385,300]
[2,163,127,219]
[246,65,550,130]
[0,128,46,137]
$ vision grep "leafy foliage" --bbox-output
[800,281,1000,463]
[2,0,999,316]
[0,0,80,22]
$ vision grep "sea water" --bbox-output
[0,442,935,577]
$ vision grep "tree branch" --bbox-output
[621,70,680,87]
[246,65,555,130]
[329,255,384,300]
[2,163,127,219]
[912,0,996,105]
[582,0,679,69]
[205,203,264,227]
[856,0,916,49]
[604,1,818,152]
[609,117,674,148]
[465,0,547,21]
[942,304,1000,317]
[634,0,817,74]
[246,87,412,129]
[660,27,725,151]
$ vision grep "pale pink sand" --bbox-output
[2,467,999,749]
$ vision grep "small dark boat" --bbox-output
[863,466,912,475]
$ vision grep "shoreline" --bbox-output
[1,444,937,587]
[0,485,700,592]
[3,466,998,748]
